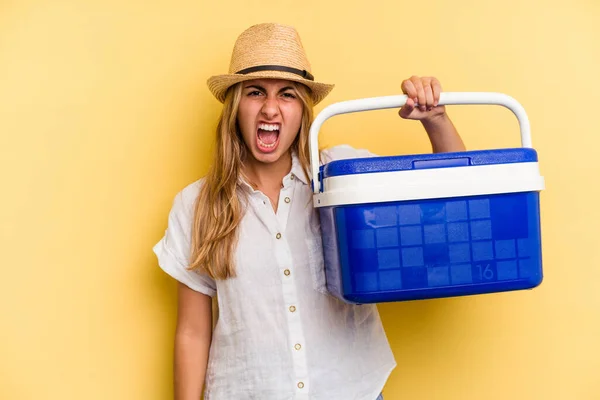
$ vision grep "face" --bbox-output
[237,79,303,166]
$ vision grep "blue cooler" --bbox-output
[309,92,545,304]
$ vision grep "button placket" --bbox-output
[275,230,310,397]
[276,182,294,230]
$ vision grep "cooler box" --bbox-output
[309,92,545,304]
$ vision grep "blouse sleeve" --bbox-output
[319,144,378,164]
[152,181,217,297]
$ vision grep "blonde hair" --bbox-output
[189,81,314,280]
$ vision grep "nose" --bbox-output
[260,95,280,120]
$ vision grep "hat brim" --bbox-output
[207,70,334,105]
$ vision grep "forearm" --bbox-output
[421,111,466,153]
[174,330,212,400]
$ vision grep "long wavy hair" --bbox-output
[188,81,314,280]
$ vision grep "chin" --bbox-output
[253,152,282,164]
[249,147,288,165]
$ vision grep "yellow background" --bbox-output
[1,0,599,399]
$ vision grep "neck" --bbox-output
[243,151,293,191]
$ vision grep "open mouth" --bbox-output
[256,123,280,152]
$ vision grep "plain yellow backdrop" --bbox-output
[1,0,599,399]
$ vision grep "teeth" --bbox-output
[258,137,277,148]
[258,124,280,131]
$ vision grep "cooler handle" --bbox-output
[310,92,531,194]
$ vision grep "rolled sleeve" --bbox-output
[153,181,216,297]
[319,144,378,164]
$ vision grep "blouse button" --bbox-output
[290,174,295,180]
[294,343,302,350]
[284,269,291,276]
[284,197,291,203]
[289,305,296,313]
[276,233,282,239]
[297,382,304,389]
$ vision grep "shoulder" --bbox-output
[319,144,378,164]
[170,178,206,218]
[153,177,217,296]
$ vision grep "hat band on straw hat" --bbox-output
[235,65,315,81]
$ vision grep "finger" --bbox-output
[423,79,434,111]
[411,76,427,111]
[399,97,415,118]
[401,79,417,103]
[431,78,442,106]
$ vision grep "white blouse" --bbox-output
[153,145,396,400]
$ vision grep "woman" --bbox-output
[153,23,465,400]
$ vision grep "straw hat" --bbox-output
[207,23,334,105]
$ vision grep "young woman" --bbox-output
[153,23,465,400]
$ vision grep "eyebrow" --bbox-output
[245,85,295,93]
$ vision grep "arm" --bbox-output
[174,282,213,400]
[421,113,465,153]
[399,75,466,153]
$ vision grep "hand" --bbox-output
[399,76,446,121]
